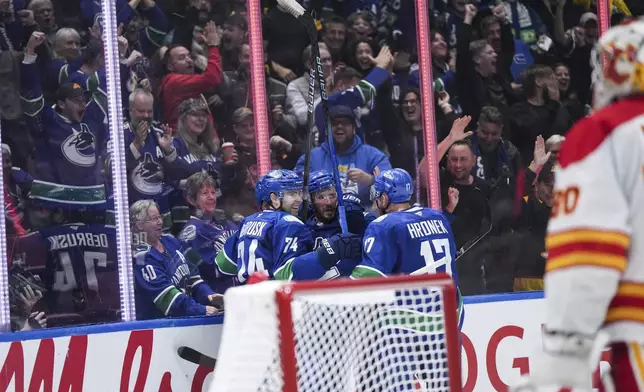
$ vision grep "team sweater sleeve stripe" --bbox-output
[545,230,630,273]
[607,282,644,324]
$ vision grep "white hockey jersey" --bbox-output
[544,95,644,343]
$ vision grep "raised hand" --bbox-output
[157,123,174,154]
[448,115,473,142]
[446,187,460,213]
[532,135,551,168]
[203,21,221,47]
[369,46,394,72]
[26,31,46,54]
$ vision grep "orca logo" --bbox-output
[61,123,96,167]
[132,152,163,195]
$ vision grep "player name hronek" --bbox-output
[48,231,110,250]
[406,220,449,239]
[239,221,268,237]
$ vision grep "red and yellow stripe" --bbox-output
[545,229,630,273]
[607,282,644,324]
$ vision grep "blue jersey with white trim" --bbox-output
[352,205,463,326]
[216,210,319,282]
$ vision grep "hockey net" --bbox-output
[209,274,461,392]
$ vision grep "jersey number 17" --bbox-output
[416,238,453,276]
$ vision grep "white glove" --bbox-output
[510,327,596,392]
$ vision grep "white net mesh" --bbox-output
[210,278,456,392]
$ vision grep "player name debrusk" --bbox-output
[406,219,449,239]
[238,221,269,237]
[48,231,110,250]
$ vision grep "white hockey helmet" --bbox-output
[592,18,644,109]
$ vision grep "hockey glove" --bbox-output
[344,193,368,235]
[316,233,363,270]
[510,327,597,392]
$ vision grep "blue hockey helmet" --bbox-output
[255,169,303,206]
[370,168,413,203]
[308,170,335,195]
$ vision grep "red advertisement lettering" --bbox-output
[0,335,88,392]
[59,335,88,391]
[460,332,478,392]
[191,366,213,392]
[0,342,24,392]
[120,330,153,392]
[158,372,173,392]
[28,339,54,392]
[487,326,528,391]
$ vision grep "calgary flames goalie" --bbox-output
[515,18,644,391]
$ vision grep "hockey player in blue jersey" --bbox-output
[351,168,463,318]
[306,170,375,279]
[215,169,362,283]
[351,168,462,391]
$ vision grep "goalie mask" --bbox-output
[592,18,644,109]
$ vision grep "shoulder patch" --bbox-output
[179,225,197,241]
[373,214,388,223]
[282,215,304,224]
[559,97,644,168]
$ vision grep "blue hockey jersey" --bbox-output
[133,234,214,320]
[352,205,463,322]
[306,195,376,279]
[216,210,326,282]
[178,215,239,293]
[41,223,120,323]
[21,58,106,210]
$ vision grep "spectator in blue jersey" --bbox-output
[131,199,222,319]
[121,88,184,225]
[21,31,107,211]
[215,169,362,282]
[305,170,375,279]
[178,172,238,293]
[297,105,391,207]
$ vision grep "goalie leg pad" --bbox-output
[608,342,644,392]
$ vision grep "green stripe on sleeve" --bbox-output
[154,286,183,315]
[273,258,295,281]
[215,249,237,276]
[351,265,387,279]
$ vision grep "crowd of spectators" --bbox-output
[3,0,641,331]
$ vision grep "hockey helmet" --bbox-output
[308,170,336,195]
[255,169,303,206]
[370,168,413,203]
[592,18,644,109]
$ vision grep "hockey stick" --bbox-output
[455,196,493,261]
[177,346,217,369]
[278,0,349,233]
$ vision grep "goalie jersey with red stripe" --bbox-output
[542,95,644,344]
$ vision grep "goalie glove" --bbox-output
[316,233,363,270]
[510,327,596,392]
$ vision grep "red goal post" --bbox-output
[209,274,462,392]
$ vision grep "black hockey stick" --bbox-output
[177,346,217,369]
[278,0,349,232]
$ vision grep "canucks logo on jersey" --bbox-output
[132,152,164,195]
[61,123,96,167]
